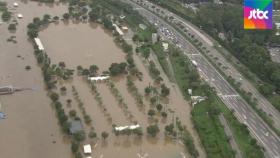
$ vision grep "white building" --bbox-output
[83,144,92,154]
[34,38,44,51]
[88,76,110,82]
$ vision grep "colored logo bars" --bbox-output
[244,0,273,29]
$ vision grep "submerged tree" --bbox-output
[101,131,109,140]
[147,124,160,137]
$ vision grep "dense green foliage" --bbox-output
[146,124,160,137]
[151,42,174,81]
[109,62,127,76]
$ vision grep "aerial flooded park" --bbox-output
[0,0,205,158]
[1,0,273,158]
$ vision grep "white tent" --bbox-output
[83,144,92,154]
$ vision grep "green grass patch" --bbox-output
[151,42,174,81]
[136,26,156,42]
[192,100,235,158]
[169,49,205,98]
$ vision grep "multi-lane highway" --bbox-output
[135,0,280,131]
[122,0,280,157]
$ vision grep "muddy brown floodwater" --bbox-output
[39,21,190,157]
[39,23,126,71]
[0,1,71,158]
[1,0,205,158]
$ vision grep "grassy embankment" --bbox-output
[169,46,264,158]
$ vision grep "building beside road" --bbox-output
[162,42,169,51]
[113,24,124,36]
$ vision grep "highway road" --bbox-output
[134,0,280,131]
[123,0,280,157]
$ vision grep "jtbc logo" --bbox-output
[248,9,269,19]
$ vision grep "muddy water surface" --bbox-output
[40,23,126,70]
[38,22,189,157]
[0,1,71,158]
[0,0,203,157]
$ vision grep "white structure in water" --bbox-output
[115,124,140,131]
[113,24,124,36]
[88,76,110,82]
[17,14,23,19]
[13,2,19,7]
[83,144,92,154]
[34,38,44,51]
